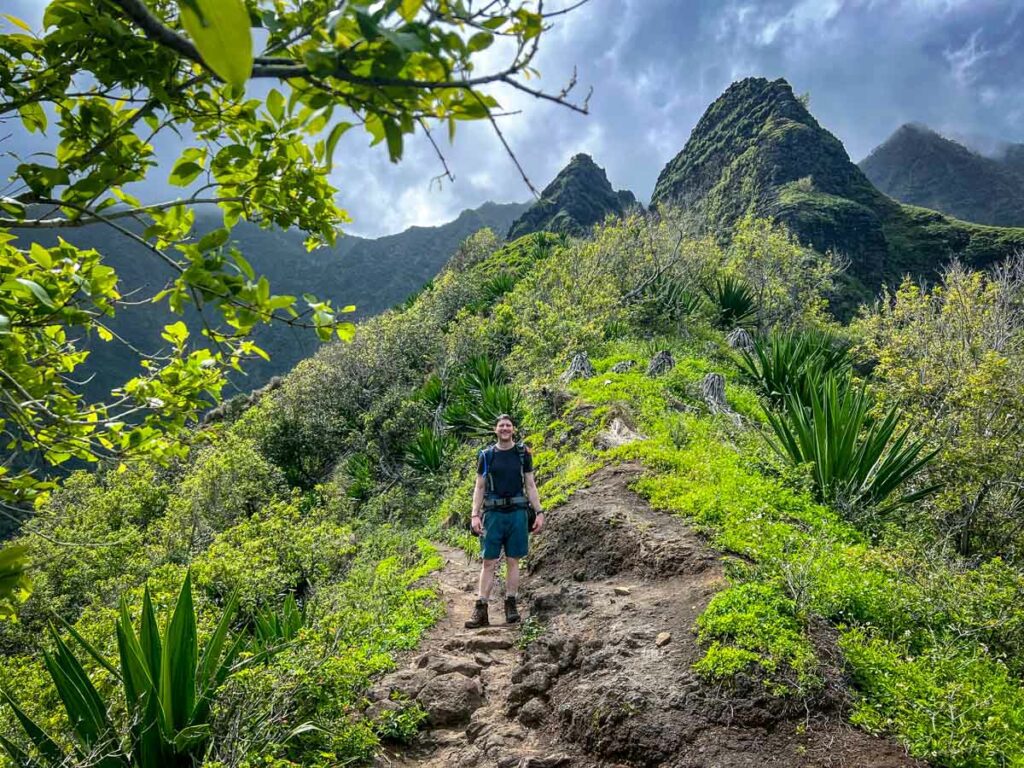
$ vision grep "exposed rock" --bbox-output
[610,360,636,373]
[369,668,432,701]
[613,586,632,596]
[416,652,483,677]
[518,697,552,727]
[448,630,516,653]
[726,327,755,352]
[646,350,676,377]
[655,631,672,647]
[416,671,483,726]
[560,351,596,384]
[594,417,644,450]
[700,372,729,413]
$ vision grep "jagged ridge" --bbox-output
[650,77,1024,296]
[507,153,638,239]
[860,123,1024,227]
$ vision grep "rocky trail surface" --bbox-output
[371,464,924,768]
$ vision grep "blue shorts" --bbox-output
[482,506,529,560]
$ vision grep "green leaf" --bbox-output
[466,31,494,52]
[2,13,32,32]
[18,102,46,134]
[383,119,403,162]
[324,121,353,170]
[0,544,31,621]
[169,160,203,187]
[159,572,197,734]
[178,0,254,90]
[0,688,64,764]
[14,278,55,309]
[266,88,285,122]
[399,0,423,22]
[197,228,229,252]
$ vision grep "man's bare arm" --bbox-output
[471,475,486,534]
[524,472,545,532]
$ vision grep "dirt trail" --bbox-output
[372,464,924,768]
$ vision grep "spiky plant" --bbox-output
[0,574,270,768]
[406,427,457,473]
[482,272,517,305]
[639,275,704,324]
[254,594,305,653]
[765,372,939,514]
[706,275,756,329]
[738,329,850,406]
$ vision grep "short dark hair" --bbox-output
[494,413,515,426]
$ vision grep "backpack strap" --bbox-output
[481,444,497,494]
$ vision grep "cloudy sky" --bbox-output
[4,0,1024,236]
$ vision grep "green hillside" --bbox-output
[4,213,1024,766]
[859,123,1024,227]
[507,153,638,239]
[10,201,528,401]
[650,78,1024,296]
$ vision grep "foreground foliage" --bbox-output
[3,212,1024,766]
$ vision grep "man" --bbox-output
[465,413,545,628]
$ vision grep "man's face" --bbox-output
[494,419,515,441]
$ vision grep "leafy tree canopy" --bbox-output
[0,0,587,610]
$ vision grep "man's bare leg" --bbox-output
[477,558,498,599]
[506,557,520,597]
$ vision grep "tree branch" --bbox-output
[0,196,245,229]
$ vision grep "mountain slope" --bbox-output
[650,77,1024,294]
[11,200,528,400]
[507,154,638,239]
[860,123,1024,226]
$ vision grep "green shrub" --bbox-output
[405,427,457,474]
[766,372,938,516]
[0,574,268,768]
[706,275,756,329]
[738,328,850,406]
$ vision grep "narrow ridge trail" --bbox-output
[372,464,923,768]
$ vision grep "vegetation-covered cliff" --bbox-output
[507,153,638,239]
[650,77,1024,296]
[860,123,1024,227]
[10,201,528,401]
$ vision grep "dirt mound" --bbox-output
[376,464,925,768]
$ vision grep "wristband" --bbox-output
[472,513,481,519]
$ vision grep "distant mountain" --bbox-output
[12,200,528,400]
[507,154,638,239]
[650,77,1024,301]
[859,124,1024,227]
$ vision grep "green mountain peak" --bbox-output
[507,153,638,239]
[860,123,1024,227]
[650,76,1024,299]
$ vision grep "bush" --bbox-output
[738,328,850,406]
[765,372,938,516]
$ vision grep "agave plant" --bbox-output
[462,354,509,393]
[738,329,850,406]
[706,275,756,329]
[0,574,267,768]
[765,372,939,514]
[638,274,704,324]
[254,593,305,653]
[481,272,517,305]
[406,427,457,473]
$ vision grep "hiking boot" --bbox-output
[465,599,489,628]
[504,595,521,624]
